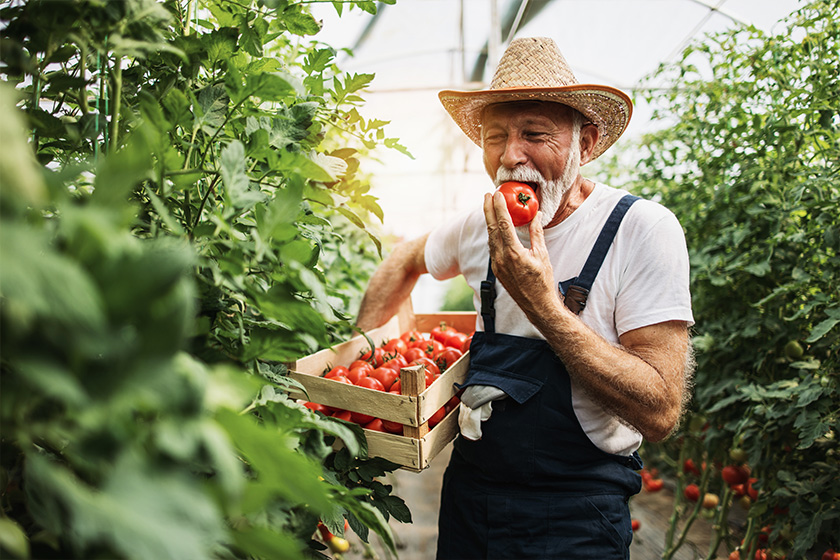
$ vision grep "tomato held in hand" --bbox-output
[498,181,539,226]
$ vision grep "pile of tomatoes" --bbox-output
[301,323,473,436]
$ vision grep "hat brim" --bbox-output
[438,84,632,160]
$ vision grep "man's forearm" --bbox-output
[356,234,429,332]
[523,293,690,442]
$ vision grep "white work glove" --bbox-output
[457,385,508,441]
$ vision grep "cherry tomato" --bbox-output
[722,465,750,486]
[684,483,701,502]
[683,458,702,476]
[702,493,720,509]
[644,478,664,492]
[631,519,641,532]
[498,181,539,226]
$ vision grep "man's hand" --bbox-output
[483,191,564,318]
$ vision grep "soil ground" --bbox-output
[339,444,730,560]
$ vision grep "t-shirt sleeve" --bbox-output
[614,208,695,336]
[424,213,469,281]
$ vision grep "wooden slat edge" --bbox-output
[365,429,422,470]
[419,407,460,469]
[417,351,469,422]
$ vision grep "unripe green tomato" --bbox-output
[729,447,749,463]
[784,339,804,359]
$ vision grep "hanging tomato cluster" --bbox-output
[302,323,474,435]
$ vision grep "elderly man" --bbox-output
[356,37,694,559]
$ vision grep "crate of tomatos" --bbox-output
[286,302,475,472]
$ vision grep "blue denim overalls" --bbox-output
[436,195,644,560]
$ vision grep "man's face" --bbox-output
[481,102,582,227]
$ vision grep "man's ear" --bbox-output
[579,123,600,165]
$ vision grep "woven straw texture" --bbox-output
[439,37,632,160]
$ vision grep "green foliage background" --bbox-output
[600,1,839,557]
[0,1,411,559]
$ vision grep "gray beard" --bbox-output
[494,129,582,228]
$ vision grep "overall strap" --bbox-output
[562,194,640,315]
[480,257,497,334]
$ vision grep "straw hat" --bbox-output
[439,37,632,160]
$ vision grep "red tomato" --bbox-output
[746,478,759,501]
[460,334,473,354]
[346,367,368,385]
[382,353,408,372]
[400,329,424,344]
[325,366,350,379]
[411,357,440,378]
[363,418,385,432]
[351,410,375,425]
[403,347,426,362]
[371,367,398,391]
[498,181,539,226]
[428,406,447,428]
[445,331,469,349]
[303,401,330,414]
[382,337,408,356]
[389,379,401,394]
[359,346,386,367]
[328,375,352,385]
[431,323,455,344]
[445,395,460,412]
[721,465,750,486]
[631,519,641,532]
[332,410,352,422]
[684,483,701,502]
[436,348,463,372]
[822,549,840,560]
[381,419,403,434]
[348,360,374,376]
[644,478,664,492]
[683,458,702,476]
[357,376,385,392]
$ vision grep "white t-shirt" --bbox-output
[424,183,694,456]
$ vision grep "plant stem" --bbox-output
[110,55,122,152]
[704,485,734,560]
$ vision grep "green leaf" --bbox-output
[0,517,30,559]
[219,140,264,209]
[282,4,322,36]
[196,85,229,135]
[806,306,840,343]
[214,409,331,515]
[25,452,227,560]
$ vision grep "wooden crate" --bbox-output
[287,305,476,472]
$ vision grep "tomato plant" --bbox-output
[498,181,539,226]
[0,0,411,558]
[611,2,840,558]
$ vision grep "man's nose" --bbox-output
[499,137,528,168]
